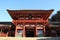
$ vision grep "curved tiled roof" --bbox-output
[7,9,54,20]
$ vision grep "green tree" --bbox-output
[51,11,60,21]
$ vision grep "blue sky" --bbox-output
[0,0,60,22]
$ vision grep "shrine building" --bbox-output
[0,9,54,37]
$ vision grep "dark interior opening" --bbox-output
[2,27,9,34]
[26,30,34,37]
[8,25,15,37]
[57,30,60,37]
[25,27,35,37]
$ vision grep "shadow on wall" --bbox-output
[37,37,60,40]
